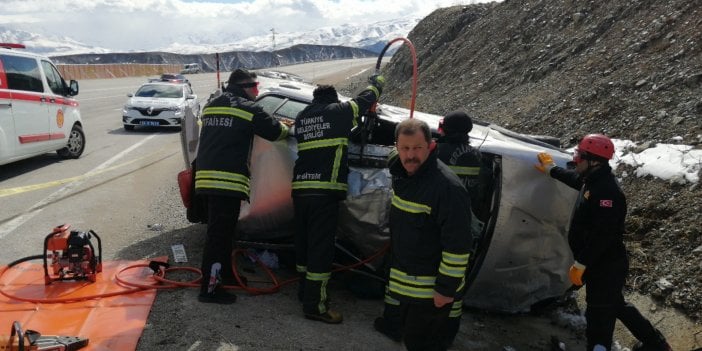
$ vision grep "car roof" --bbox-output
[138,82,188,89]
[0,46,50,60]
[255,70,565,155]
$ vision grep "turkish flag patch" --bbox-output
[600,199,613,208]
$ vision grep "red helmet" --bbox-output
[577,134,615,160]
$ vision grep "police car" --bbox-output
[0,43,85,166]
[122,81,199,131]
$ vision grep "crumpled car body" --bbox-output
[181,74,579,313]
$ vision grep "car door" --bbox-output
[185,84,199,115]
[0,56,15,164]
[41,60,72,150]
[0,53,50,159]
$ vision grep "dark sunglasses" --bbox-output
[237,81,259,88]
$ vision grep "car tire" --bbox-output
[124,125,135,131]
[57,124,85,159]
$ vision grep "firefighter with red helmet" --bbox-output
[195,69,289,304]
[536,134,671,351]
[292,76,383,324]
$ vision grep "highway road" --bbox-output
[0,58,378,265]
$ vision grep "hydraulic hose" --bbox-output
[0,242,390,302]
[375,37,418,119]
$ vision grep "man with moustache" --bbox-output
[377,118,472,351]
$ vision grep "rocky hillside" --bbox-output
[380,0,702,320]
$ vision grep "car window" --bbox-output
[41,60,65,95]
[256,95,308,120]
[135,84,183,98]
[0,54,44,93]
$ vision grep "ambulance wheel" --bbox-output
[57,124,85,159]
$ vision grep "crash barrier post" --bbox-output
[56,64,181,80]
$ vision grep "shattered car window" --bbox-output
[256,95,308,120]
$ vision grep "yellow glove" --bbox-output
[535,152,556,174]
[568,261,586,286]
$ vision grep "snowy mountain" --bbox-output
[0,17,417,57]
[0,26,110,56]
[159,17,420,54]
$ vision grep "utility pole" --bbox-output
[270,28,278,66]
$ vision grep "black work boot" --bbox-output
[304,309,343,324]
[199,262,237,304]
[632,330,673,351]
[373,317,402,342]
[198,287,237,304]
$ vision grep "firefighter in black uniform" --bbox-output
[195,69,288,304]
[536,134,671,351]
[436,110,492,223]
[375,111,488,345]
[434,110,492,348]
[292,76,383,323]
[378,118,472,351]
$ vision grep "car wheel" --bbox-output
[57,124,85,159]
[124,125,135,131]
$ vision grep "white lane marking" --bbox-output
[0,134,159,239]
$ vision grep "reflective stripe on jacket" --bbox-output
[387,151,472,302]
[291,87,379,197]
[195,87,287,198]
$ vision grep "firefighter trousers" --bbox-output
[380,292,463,349]
[200,195,241,294]
[293,195,340,314]
[585,256,664,350]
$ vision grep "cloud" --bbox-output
[0,0,486,51]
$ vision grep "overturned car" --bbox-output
[180,73,579,313]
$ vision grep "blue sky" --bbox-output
[0,0,486,51]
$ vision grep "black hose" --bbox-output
[7,254,44,268]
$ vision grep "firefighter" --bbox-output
[375,111,490,345]
[378,118,472,351]
[536,134,672,351]
[434,110,492,347]
[436,110,492,223]
[195,69,289,304]
[292,76,384,323]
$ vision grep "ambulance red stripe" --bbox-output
[18,132,66,144]
[0,90,79,106]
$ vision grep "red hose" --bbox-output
[0,243,390,303]
[375,37,418,119]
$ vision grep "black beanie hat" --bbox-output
[313,84,339,104]
[442,110,473,136]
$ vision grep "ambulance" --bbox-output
[0,43,85,166]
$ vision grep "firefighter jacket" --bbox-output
[291,86,380,198]
[436,135,493,221]
[387,149,473,303]
[549,164,627,270]
[195,86,288,199]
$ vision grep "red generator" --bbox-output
[43,224,102,285]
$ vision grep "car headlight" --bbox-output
[172,105,185,115]
[122,105,134,114]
